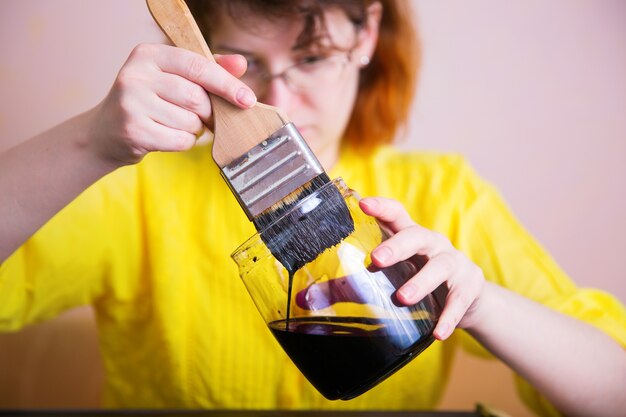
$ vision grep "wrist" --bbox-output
[67,106,123,177]
[460,281,500,336]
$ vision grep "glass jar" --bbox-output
[232,178,447,400]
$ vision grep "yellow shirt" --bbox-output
[1,144,625,414]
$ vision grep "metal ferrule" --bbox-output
[220,122,324,220]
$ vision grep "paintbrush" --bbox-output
[146,0,354,272]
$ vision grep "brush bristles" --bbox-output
[254,174,330,230]
[254,174,355,273]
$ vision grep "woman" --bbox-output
[1,0,625,415]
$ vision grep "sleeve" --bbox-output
[0,166,142,332]
[446,159,626,416]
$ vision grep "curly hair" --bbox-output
[186,0,419,154]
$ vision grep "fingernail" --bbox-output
[372,246,392,263]
[361,198,378,210]
[236,88,256,107]
[435,323,450,340]
[398,283,417,301]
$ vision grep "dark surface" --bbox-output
[0,411,480,417]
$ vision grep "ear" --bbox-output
[354,1,382,67]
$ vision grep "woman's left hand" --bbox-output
[360,196,486,341]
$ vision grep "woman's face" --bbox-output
[210,5,380,168]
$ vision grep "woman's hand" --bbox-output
[360,196,486,341]
[361,196,626,416]
[0,43,257,261]
[88,43,256,166]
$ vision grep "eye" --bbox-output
[296,55,329,72]
[298,55,326,65]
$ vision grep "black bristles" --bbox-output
[254,174,355,273]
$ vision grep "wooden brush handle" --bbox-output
[146,0,288,167]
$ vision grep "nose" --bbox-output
[260,77,298,113]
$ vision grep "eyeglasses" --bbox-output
[240,52,352,97]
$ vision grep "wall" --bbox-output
[2,0,624,301]
[409,0,626,303]
[1,1,624,415]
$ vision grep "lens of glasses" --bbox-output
[285,55,349,91]
[241,54,350,97]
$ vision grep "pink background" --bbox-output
[1,1,624,414]
[2,0,624,302]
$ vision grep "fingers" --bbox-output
[148,124,197,153]
[131,117,198,154]
[146,90,204,134]
[432,265,484,340]
[153,72,212,122]
[360,197,415,233]
[395,253,456,305]
[360,196,450,268]
[143,44,257,108]
[97,44,254,164]
[214,54,248,78]
[359,195,486,342]
[370,225,451,268]
[399,253,484,341]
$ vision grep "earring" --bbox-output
[359,55,371,67]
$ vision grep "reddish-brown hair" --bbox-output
[187,0,419,154]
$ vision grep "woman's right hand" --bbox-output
[2,43,256,261]
[88,43,256,166]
